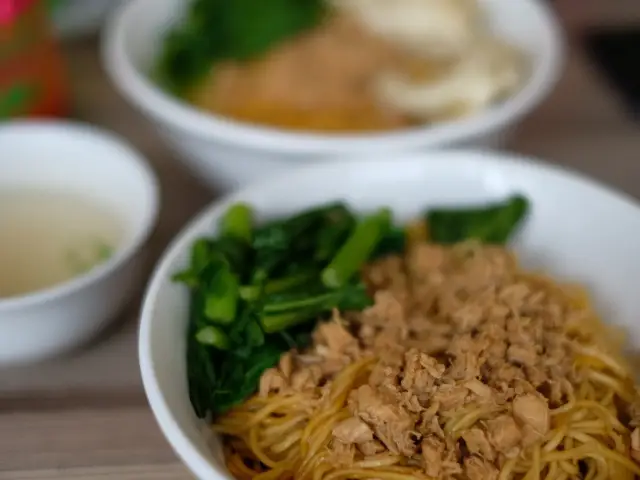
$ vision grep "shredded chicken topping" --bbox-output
[256,242,640,478]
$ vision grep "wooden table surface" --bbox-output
[1,3,640,478]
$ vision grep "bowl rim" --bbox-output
[0,120,160,312]
[138,149,640,479]
[102,0,565,154]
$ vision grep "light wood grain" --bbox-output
[1,465,192,480]
[1,3,640,478]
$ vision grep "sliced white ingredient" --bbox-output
[331,0,528,120]
[374,38,526,120]
[331,0,483,58]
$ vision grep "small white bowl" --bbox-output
[0,121,159,365]
[102,0,564,192]
[53,0,129,39]
[139,150,640,480]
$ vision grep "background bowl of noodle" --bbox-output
[102,0,563,193]
[139,150,640,480]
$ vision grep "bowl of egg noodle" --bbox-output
[103,0,563,192]
[140,151,640,480]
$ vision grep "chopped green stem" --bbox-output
[239,271,317,301]
[220,203,253,243]
[321,208,392,289]
[259,310,315,334]
[263,291,336,314]
[191,239,212,271]
[204,268,239,324]
[196,326,230,349]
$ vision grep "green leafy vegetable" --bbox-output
[185,291,216,418]
[239,270,317,302]
[171,239,215,288]
[196,325,230,349]
[156,0,327,95]
[313,207,356,263]
[427,194,530,245]
[372,226,407,259]
[203,266,239,324]
[321,208,392,288]
[177,201,385,419]
[259,282,372,333]
[251,203,354,284]
[220,202,253,243]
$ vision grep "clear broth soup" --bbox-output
[0,190,123,299]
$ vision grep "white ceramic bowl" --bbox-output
[102,0,564,193]
[139,150,640,480]
[53,0,129,39]
[0,121,159,365]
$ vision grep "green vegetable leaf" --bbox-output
[219,203,253,244]
[372,226,406,259]
[427,194,530,245]
[196,325,231,349]
[313,207,356,263]
[223,0,326,60]
[259,281,372,333]
[211,343,283,414]
[172,239,216,288]
[186,291,218,418]
[203,265,239,324]
[252,202,351,283]
[156,0,327,95]
[245,320,265,347]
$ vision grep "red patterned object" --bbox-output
[0,0,69,118]
[0,0,38,24]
